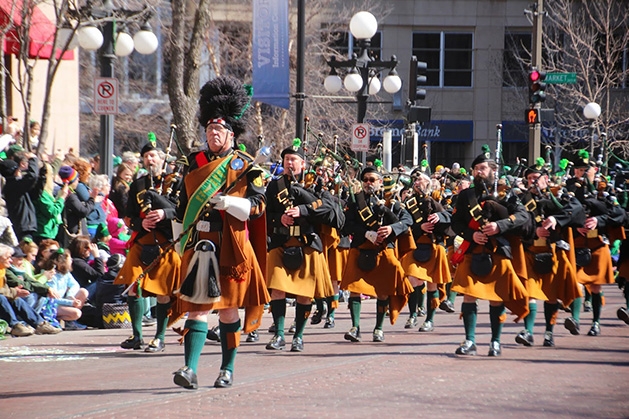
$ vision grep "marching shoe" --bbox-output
[404,316,418,329]
[145,338,165,353]
[246,330,259,342]
[617,307,629,325]
[206,325,220,342]
[173,366,198,390]
[120,336,144,350]
[288,321,296,333]
[543,331,555,347]
[417,307,426,317]
[455,340,477,356]
[372,329,385,342]
[587,322,600,336]
[310,310,324,325]
[418,320,434,332]
[265,335,286,350]
[515,330,534,347]
[268,323,277,333]
[439,300,456,313]
[323,318,335,329]
[583,300,593,312]
[290,337,304,352]
[214,369,233,388]
[344,327,361,342]
[564,317,580,335]
[488,341,502,357]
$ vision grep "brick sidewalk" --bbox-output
[2,285,628,418]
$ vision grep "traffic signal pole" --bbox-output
[528,0,544,163]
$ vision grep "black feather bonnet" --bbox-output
[198,76,252,140]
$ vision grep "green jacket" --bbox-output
[35,190,65,239]
[5,267,50,297]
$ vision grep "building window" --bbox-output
[430,141,468,168]
[503,32,532,87]
[412,32,473,87]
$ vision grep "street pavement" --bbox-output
[1,285,628,419]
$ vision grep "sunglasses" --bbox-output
[362,177,379,183]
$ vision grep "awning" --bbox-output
[0,0,74,60]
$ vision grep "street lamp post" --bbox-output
[583,101,601,156]
[323,11,402,162]
[71,1,158,177]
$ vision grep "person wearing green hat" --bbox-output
[515,158,585,347]
[564,150,627,337]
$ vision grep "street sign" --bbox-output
[351,123,370,152]
[545,72,577,84]
[94,77,119,115]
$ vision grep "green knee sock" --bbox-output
[489,304,505,343]
[326,295,339,319]
[426,290,438,322]
[349,296,361,329]
[592,292,602,322]
[219,320,241,372]
[154,301,171,341]
[314,298,324,313]
[127,296,144,339]
[524,302,537,334]
[270,299,286,338]
[375,299,388,330]
[447,282,456,304]
[407,288,418,317]
[184,319,208,373]
[416,284,426,311]
[544,301,559,332]
[294,303,311,338]
[570,297,583,322]
[461,302,477,342]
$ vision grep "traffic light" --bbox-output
[528,68,547,104]
[409,56,427,103]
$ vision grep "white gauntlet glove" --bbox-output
[365,230,378,244]
[210,194,252,222]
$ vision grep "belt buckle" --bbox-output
[289,225,300,236]
[277,189,290,206]
[196,220,211,232]
[586,228,598,238]
[470,204,483,222]
[358,206,373,222]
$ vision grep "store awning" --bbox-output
[0,0,74,60]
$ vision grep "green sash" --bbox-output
[180,155,233,252]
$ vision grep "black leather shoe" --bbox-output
[543,331,555,347]
[488,340,502,357]
[587,322,600,336]
[288,322,296,333]
[120,336,144,350]
[173,366,198,390]
[455,340,477,356]
[344,327,361,342]
[310,310,323,325]
[265,335,286,350]
[268,323,277,333]
[439,300,456,313]
[617,307,629,325]
[290,337,304,352]
[564,317,580,335]
[144,338,165,353]
[246,330,259,342]
[213,369,233,388]
[323,318,335,329]
[207,325,220,342]
[515,330,534,347]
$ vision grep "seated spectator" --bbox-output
[89,254,127,329]
[0,202,19,247]
[0,244,61,336]
[48,249,89,329]
[17,238,38,277]
[68,235,104,296]
[107,217,129,256]
[94,224,112,264]
[34,239,60,275]
[6,246,59,312]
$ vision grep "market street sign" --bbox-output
[545,72,577,84]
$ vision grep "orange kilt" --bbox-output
[574,236,615,285]
[266,239,334,299]
[328,247,349,282]
[400,237,451,285]
[341,245,414,325]
[451,249,529,321]
[115,232,181,297]
[523,245,556,301]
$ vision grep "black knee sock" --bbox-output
[127,295,143,339]
[270,299,286,338]
[592,293,602,323]
[375,299,388,330]
[461,302,477,342]
[544,301,559,332]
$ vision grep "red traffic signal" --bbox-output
[528,68,547,103]
[525,108,540,124]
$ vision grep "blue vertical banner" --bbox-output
[253,0,290,109]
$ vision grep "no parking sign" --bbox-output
[94,77,119,115]
[351,123,370,152]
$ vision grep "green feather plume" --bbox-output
[292,138,302,148]
[421,159,428,167]
[374,159,383,168]
[147,132,157,147]
[460,168,467,175]
[481,144,491,154]
[578,149,589,159]
[559,158,569,170]
[535,157,545,168]
[238,143,247,152]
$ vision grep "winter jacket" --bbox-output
[35,190,65,240]
[2,158,38,237]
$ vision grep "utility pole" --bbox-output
[528,0,544,163]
